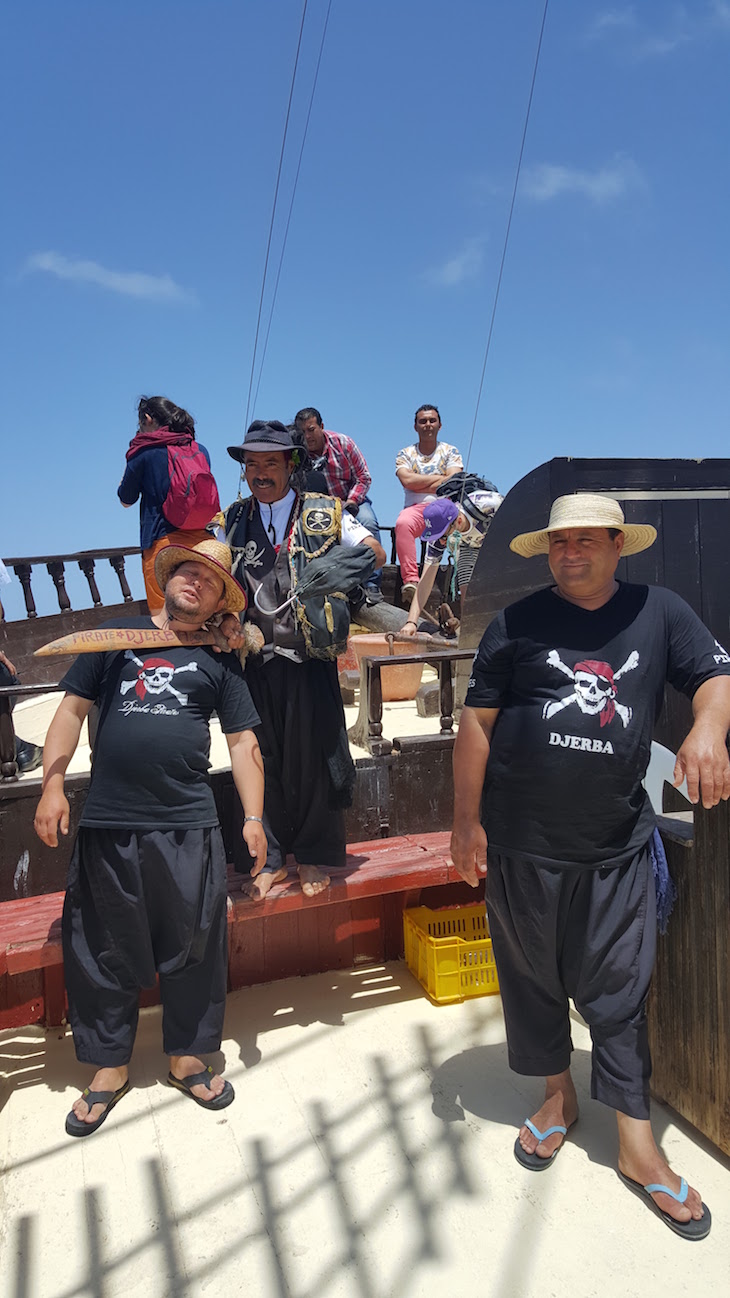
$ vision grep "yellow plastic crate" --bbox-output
[403,904,500,1005]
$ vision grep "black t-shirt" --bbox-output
[60,618,260,829]
[465,583,730,868]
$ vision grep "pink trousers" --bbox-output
[395,502,428,583]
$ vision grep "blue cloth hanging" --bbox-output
[650,827,677,936]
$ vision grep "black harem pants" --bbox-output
[62,825,228,1066]
[486,844,656,1120]
[235,655,348,875]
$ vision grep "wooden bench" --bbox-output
[0,831,476,1030]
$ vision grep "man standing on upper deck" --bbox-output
[394,405,463,605]
[219,420,385,901]
[450,492,730,1241]
[294,407,383,599]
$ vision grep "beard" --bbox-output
[164,589,208,624]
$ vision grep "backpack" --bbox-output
[435,471,499,502]
[162,441,221,530]
[435,471,501,525]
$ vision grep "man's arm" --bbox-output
[34,693,94,846]
[673,676,730,807]
[362,534,386,568]
[401,562,439,635]
[226,729,267,875]
[344,439,371,507]
[395,466,444,493]
[450,705,500,885]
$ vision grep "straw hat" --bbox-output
[155,537,247,613]
[510,493,657,559]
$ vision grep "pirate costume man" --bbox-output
[451,494,730,1240]
[220,420,384,898]
[34,538,265,1136]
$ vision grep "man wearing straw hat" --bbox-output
[451,493,730,1240]
[34,537,265,1137]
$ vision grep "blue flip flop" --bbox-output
[617,1171,711,1241]
[513,1117,571,1171]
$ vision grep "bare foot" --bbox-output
[72,1065,129,1126]
[617,1112,705,1225]
[518,1070,579,1161]
[298,864,331,897]
[240,867,288,899]
[169,1055,225,1102]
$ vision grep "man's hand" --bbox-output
[674,722,730,808]
[209,613,247,653]
[344,500,359,516]
[450,821,488,887]
[0,649,17,675]
[400,620,417,638]
[243,820,268,875]
[34,787,70,847]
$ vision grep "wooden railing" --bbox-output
[0,547,141,622]
[354,647,473,756]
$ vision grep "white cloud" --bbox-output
[25,251,192,302]
[424,236,486,287]
[521,157,644,204]
[588,3,729,56]
[711,0,730,29]
[588,9,638,38]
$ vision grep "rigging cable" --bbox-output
[459,0,550,495]
[243,0,310,436]
[251,0,333,412]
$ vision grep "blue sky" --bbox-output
[2,1,729,618]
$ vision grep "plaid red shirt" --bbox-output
[312,431,372,506]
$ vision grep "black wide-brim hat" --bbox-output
[228,420,296,462]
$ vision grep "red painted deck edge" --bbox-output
[0,831,457,978]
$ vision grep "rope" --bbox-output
[251,0,333,411]
[457,0,550,506]
[243,0,310,435]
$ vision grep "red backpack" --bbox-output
[162,441,221,530]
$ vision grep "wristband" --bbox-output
[244,816,263,823]
[404,620,417,627]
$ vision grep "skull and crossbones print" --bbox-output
[120,650,198,706]
[542,649,639,728]
[243,539,266,570]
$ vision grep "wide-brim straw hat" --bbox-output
[155,537,247,613]
[510,493,657,559]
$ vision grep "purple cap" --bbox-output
[423,498,459,543]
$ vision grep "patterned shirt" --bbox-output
[395,441,464,507]
[311,431,372,507]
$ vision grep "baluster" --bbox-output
[47,560,71,612]
[109,554,133,601]
[0,692,19,781]
[78,557,102,605]
[367,659,384,740]
[439,657,454,733]
[14,563,37,618]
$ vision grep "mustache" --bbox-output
[252,478,276,488]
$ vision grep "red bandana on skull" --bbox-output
[135,656,175,701]
[573,659,616,726]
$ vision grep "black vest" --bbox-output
[224,492,352,661]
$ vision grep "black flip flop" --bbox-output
[513,1118,573,1171]
[167,1065,234,1110]
[65,1079,130,1138]
[617,1170,711,1241]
